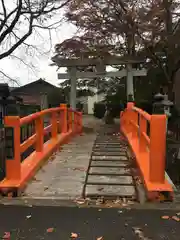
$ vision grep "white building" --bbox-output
[77,87,105,114]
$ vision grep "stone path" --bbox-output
[1,205,180,240]
[84,124,136,200]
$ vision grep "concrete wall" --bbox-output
[77,93,105,114]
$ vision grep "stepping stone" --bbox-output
[91,160,128,167]
[93,148,127,152]
[89,167,130,175]
[95,142,123,145]
[85,185,135,198]
[92,155,128,161]
[87,175,133,185]
[94,144,127,148]
[92,152,126,156]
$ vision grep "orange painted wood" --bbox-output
[0,131,73,190]
[51,112,58,139]
[121,102,173,196]
[60,104,67,133]
[35,116,44,152]
[4,116,21,180]
[20,134,37,153]
[0,104,82,192]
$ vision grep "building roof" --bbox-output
[10,78,59,94]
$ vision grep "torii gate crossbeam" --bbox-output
[51,56,146,110]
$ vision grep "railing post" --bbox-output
[73,112,77,133]
[131,111,138,139]
[149,115,166,183]
[68,109,72,131]
[51,111,58,139]
[60,104,67,133]
[35,115,44,152]
[5,116,21,180]
[126,102,135,134]
[139,116,147,152]
[78,112,83,134]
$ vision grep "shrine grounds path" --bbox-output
[0,204,180,240]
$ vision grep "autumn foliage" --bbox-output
[54,0,180,92]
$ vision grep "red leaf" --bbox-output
[46,228,54,233]
[3,232,10,239]
[71,232,78,238]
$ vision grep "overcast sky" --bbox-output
[0,4,77,87]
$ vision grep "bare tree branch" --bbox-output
[0,0,70,61]
[1,0,7,18]
[0,70,20,86]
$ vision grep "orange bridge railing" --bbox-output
[0,104,82,195]
[120,102,173,201]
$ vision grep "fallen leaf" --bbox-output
[159,194,166,202]
[132,227,144,238]
[96,197,105,205]
[161,216,169,220]
[122,203,128,207]
[176,212,180,216]
[97,237,103,240]
[3,232,10,239]
[73,167,85,171]
[7,193,12,198]
[71,232,78,238]
[118,210,123,213]
[32,177,40,182]
[75,199,85,205]
[46,228,54,233]
[172,216,180,222]
[26,215,31,219]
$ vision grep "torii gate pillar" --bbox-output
[126,63,134,101]
[68,67,77,110]
[95,61,106,102]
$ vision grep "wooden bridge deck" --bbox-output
[22,117,136,202]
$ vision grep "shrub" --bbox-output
[93,102,106,119]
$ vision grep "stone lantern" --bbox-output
[153,93,173,132]
[153,93,165,114]
[161,94,173,118]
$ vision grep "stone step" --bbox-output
[95,140,122,143]
[93,145,127,152]
[95,142,123,144]
[96,138,120,141]
[92,152,126,156]
[89,166,131,175]
[91,160,129,167]
[94,144,127,147]
[91,155,128,161]
[85,185,135,198]
[87,174,133,185]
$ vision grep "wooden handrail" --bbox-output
[120,102,173,201]
[132,106,151,122]
[2,104,83,183]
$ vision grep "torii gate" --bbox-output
[51,56,147,110]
